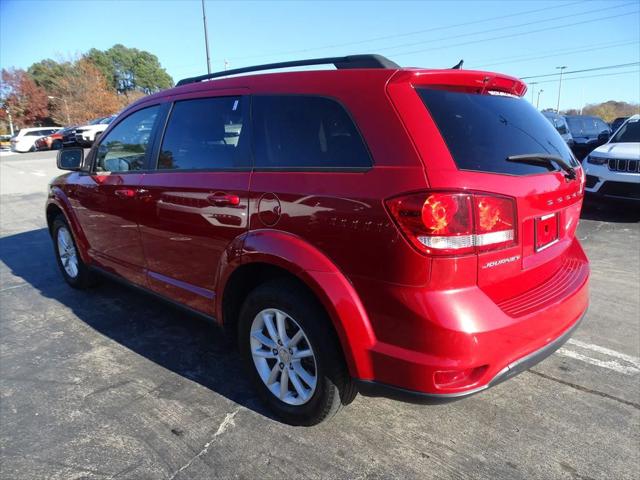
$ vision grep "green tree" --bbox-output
[27,59,75,94]
[86,44,173,94]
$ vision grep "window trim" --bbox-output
[90,103,166,174]
[250,93,373,173]
[150,94,253,173]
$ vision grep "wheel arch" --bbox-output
[46,192,91,264]
[217,230,376,379]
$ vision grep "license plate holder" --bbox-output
[535,213,559,251]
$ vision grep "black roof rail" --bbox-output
[176,54,400,86]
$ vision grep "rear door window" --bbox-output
[158,96,249,170]
[417,88,576,175]
[252,95,372,170]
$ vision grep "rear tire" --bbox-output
[238,278,356,426]
[51,215,98,289]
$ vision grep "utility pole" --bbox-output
[536,89,544,109]
[201,0,212,74]
[556,66,567,113]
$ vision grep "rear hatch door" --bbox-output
[388,70,585,300]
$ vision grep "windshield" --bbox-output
[610,119,640,143]
[417,88,576,175]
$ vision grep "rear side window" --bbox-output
[252,95,371,170]
[158,96,249,170]
[418,88,576,175]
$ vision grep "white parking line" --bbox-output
[556,339,640,375]
[567,339,640,368]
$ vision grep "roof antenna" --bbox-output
[452,59,464,70]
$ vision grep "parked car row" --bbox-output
[542,112,612,161]
[583,115,640,202]
[7,115,117,153]
[540,111,638,201]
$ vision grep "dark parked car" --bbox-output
[542,111,574,147]
[564,115,611,160]
[47,54,589,425]
[610,116,629,133]
[62,117,105,147]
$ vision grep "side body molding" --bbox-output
[216,229,376,378]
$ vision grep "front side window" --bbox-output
[95,106,159,172]
[158,96,248,170]
[252,95,372,169]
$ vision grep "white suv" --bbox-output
[10,127,59,153]
[584,115,640,202]
[74,115,116,147]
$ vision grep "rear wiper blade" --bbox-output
[506,154,576,180]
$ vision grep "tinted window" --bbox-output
[611,118,640,143]
[418,88,576,175]
[565,117,583,136]
[252,95,371,169]
[158,96,248,170]
[95,106,159,172]
[594,118,610,134]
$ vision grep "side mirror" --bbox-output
[597,132,610,143]
[57,148,84,171]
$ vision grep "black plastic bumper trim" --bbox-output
[356,311,586,405]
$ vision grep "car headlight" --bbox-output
[586,155,608,165]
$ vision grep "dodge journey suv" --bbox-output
[48,55,590,425]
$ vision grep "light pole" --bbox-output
[48,96,70,125]
[536,89,544,109]
[201,0,212,74]
[556,66,567,113]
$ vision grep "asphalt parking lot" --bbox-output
[1,149,638,480]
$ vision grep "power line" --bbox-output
[376,2,636,54]
[521,62,640,79]
[469,40,639,69]
[220,0,587,62]
[531,69,639,84]
[392,10,639,58]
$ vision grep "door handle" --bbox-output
[206,192,241,206]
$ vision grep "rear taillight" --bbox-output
[386,192,516,255]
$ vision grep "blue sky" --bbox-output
[1,0,638,111]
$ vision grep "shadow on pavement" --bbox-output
[0,227,275,421]
[580,197,640,223]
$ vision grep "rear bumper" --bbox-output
[356,310,585,403]
[350,238,589,399]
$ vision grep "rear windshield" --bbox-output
[610,118,640,143]
[417,88,576,175]
[565,116,610,137]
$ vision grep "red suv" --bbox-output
[48,55,589,425]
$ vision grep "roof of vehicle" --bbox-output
[563,115,605,120]
[124,54,527,114]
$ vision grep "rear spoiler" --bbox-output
[389,69,528,97]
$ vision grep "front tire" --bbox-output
[51,216,98,289]
[238,278,356,426]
